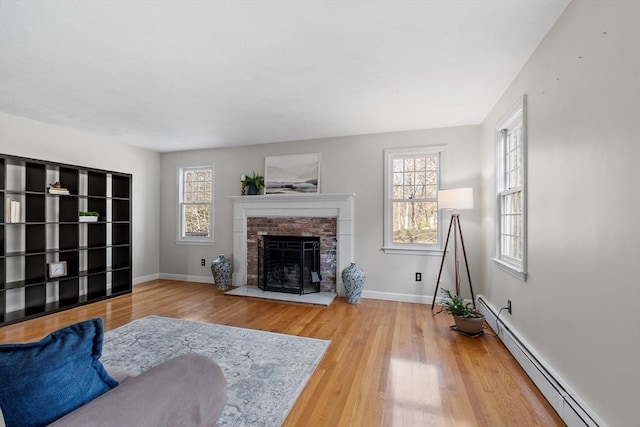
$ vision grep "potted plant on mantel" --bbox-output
[242,172,264,195]
[437,289,485,335]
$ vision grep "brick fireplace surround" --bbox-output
[230,193,355,295]
[246,217,337,291]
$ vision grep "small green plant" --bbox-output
[79,211,100,217]
[242,172,264,189]
[437,289,483,318]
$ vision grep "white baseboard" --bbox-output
[361,290,442,305]
[142,280,439,304]
[476,295,605,427]
[158,273,214,284]
[133,273,159,285]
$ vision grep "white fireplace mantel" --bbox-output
[230,193,355,293]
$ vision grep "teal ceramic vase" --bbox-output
[341,262,365,304]
[211,254,232,290]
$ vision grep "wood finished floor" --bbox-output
[0,280,564,427]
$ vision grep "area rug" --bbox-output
[101,316,330,427]
[225,285,336,306]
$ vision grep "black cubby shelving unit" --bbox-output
[0,154,132,326]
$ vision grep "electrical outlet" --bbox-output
[200,258,206,266]
[415,272,422,282]
[507,300,512,314]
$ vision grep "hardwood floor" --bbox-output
[0,280,564,426]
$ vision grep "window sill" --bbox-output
[175,239,213,246]
[382,247,444,256]
[492,257,527,282]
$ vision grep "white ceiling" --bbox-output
[0,0,569,153]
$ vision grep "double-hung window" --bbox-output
[383,146,445,254]
[494,96,527,280]
[177,165,213,245]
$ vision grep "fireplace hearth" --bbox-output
[258,236,321,294]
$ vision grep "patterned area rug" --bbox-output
[101,316,330,427]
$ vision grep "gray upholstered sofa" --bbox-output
[0,353,227,427]
[51,353,227,427]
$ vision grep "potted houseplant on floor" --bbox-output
[437,289,485,335]
[242,172,264,195]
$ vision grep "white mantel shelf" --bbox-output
[230,193,355,294]
[229,193,355,202]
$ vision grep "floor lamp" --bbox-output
[431,187,476,311]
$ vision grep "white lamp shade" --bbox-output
[438,188,474,210]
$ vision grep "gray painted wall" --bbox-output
[0,112,161,282]
[159,125,483,300]
[479,1,640,426]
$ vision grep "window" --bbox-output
[494,96,527,280]
[383,146,445,254]
[177,165,213,244]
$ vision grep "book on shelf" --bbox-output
[48,187,70,195]
[10,200,21,223]
[4,196,10,222]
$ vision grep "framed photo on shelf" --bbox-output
[48,261,67,279]
[264,153,320,195]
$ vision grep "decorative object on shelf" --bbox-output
[431,187,476,312]
[241,172,264,196]
[341,262,365,304]
[48,261,68,279]
[435,289,485,336]
[211,254,232,290]
[79,211,100,222]
[48,181,70,195]
[240,175,246,195]
[265,153,320,194]
[5,197,20,223]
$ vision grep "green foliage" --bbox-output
[79,211,99,216]
[242,172,264,189]
[437,289,483,319]
[183,205,210,236]
[393,227,437,244]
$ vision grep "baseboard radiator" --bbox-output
[476,296,605,427]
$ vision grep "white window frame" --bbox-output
[176,165,214,245]
[382,145,446,255]
[493,96,527,280]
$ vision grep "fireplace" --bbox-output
[259,236,321,294]
[230,193,355,296]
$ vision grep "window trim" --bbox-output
[176,164,214,246]
[382,145,446,255]
[492,96,527,280]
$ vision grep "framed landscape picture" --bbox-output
[265,153,320,194]
[48,261,67,278]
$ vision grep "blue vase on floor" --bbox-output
[211,255,232,290]
[342,262,365,304]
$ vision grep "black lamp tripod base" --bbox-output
[431,213,475,312]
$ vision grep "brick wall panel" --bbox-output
[246,217,337,291]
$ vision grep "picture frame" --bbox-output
[48,261,67,278]
[264,153,320,195]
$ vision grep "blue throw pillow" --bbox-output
[0,318,118,427]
